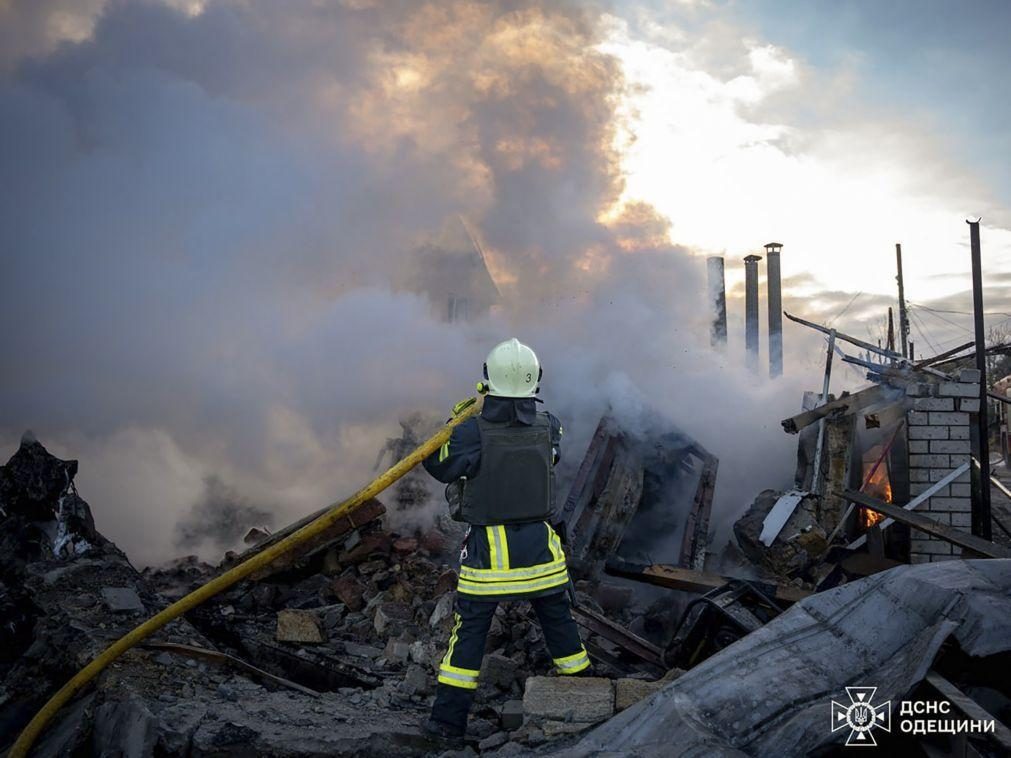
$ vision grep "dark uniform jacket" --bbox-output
[423,396,568,601]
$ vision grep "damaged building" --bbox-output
[3,312,1011,757]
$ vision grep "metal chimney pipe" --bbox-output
[707,256,727,347]
[764,242,783,377]
[744,254,762,371]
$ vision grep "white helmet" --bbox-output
[483,338,541,398]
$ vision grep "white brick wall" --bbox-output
[904,371,980,563]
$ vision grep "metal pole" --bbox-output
[968,219,992,539]
[707,256,728,347]
[886,307,895,353]
[765,243,784,378]
[744,254,762,372]
[896,243,909,358]
[811,330,836,494]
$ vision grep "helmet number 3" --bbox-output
[526,373,533,382]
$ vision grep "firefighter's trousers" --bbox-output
[430,592,590,730]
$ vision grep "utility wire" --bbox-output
[828,291,863,327]
[912,303,973,334]
[908,308,941,354]
[909,301,1011,318]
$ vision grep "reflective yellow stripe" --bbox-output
[497,526,510,569]
[487,526,509,570]
[438,441,450,462]
[555,649,590,675]
[554,649,589,666]
[459,558,567,582]
[546,523,563,562]
[441,613,462,668]
[438,673,478,690]
[457,570,569,596]
[441,663,480,678]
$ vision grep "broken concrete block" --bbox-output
[478,731,509,751]
[100,586,144,612]
[420,529,448,554]
[522,677,614,723]
[93,697,158,757]
[373,601,411,636]
[393,536,418,555]
[276,609,324,643]
[434,568,457,596]
[541,720,595,738]
[429,592,455,628]
[331,574,364,611]
[615,678,663,711]
[959,368,981,383]
[384,637,411,664]
[400,663,431,696]
[343,641,383,659]
[481,653,519,690]
[409,639,439,668]
[501,700,524,731]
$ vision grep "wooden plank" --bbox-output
[570,605,665,668]
[842,490,1011,559]
[785,311,904,362]
[680,454,718,571]
[926,671,1011,751]
[847,462,971,549]
[142,642,321,698]
[604,561,811,604]
[781,384,888,434]
[221,498,386,580]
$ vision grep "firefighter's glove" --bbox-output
[451,397,477,418]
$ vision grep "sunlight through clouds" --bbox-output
[599,12,1011,304]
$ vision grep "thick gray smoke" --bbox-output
[1,0,810,565]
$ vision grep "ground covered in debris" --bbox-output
[0,437,672,757]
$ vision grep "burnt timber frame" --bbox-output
[570,605,665,669]
[562,416,718,575]
[842,490,1011,559]
[604,560,811,604]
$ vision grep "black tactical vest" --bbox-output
[458,412,555,525]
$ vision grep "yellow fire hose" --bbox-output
[9,397,483,757]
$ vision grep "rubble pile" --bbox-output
[1,436,670,756]
[0,438,466,755]
[6,352,1011,757]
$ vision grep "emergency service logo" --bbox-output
[831,686,891,746]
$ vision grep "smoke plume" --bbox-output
[1,0,807,564]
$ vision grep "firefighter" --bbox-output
[422,338,590,740]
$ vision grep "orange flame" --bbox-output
[860,459,891,529]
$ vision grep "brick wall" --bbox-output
[905,368,980,563]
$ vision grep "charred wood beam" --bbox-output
[241,639,383,691]
[141,642,321,698]
[570,605,665,669]
[925,341,1011,368]
[785,312,905,363]
[781,384,889,434]
[604,560,811,604]
[841,490,1011,559]
[221,498,386,581]
[679,455,718,571]
[915,340,975,367]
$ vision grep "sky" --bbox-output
[1,0,1007,563]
